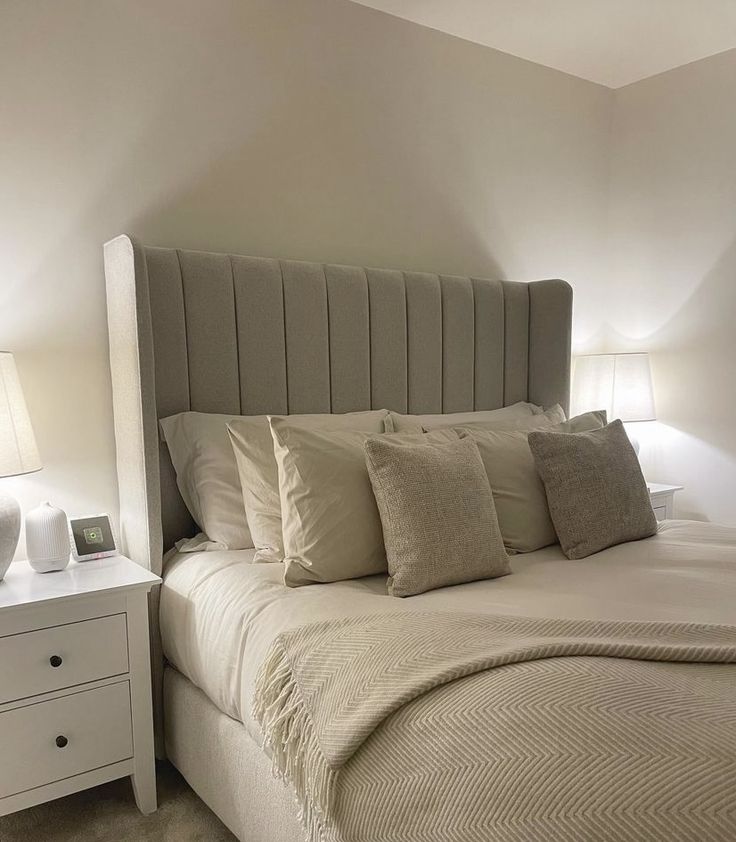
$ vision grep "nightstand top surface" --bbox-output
[648,483,684,495]
[0,555,160,611]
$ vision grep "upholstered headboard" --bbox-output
[104,234,572,576]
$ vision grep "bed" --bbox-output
[104,235,736,841]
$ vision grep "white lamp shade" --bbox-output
[0,352,42,478]
[572,353,656,423]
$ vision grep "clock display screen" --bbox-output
[84,527,104,544]
[71,516,116,556]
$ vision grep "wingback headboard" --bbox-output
[104,234,572,576]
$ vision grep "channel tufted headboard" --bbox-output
[104,234,572,576]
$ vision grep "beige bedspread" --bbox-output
[160,520,736,841]
[161,520,736,740]
[255,612,736,842]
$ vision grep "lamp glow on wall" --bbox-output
[571,353,656,452]
[0,352,42,580]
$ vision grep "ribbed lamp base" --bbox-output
[0,491,21,580]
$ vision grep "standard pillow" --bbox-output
[457,410,607,554]
[228,410,390,563]
[159,412,253,551]
[270,423,458,587]
[389,401,542,433]
[364,435,510,597]
[452,404,566,433]
[528,419,657,560]
[553,410,607,433]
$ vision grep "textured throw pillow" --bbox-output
[389,401,542,433]
[159,412,253,551]
[457,410,607,553]
[271,424,458,587]
[228,410,390,563]
[365,435,511,597]
[528,419,657,560]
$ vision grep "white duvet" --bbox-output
[159,519,736,744]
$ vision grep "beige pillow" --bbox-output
[271,425,458,587]
[160,412,253,551]
[455,404,566,433]
[457,410,607,554]
[389,401,542,433]
[227,410,389,562]
[553,410,607,433]
[365,435,510,597]
[528,419,657,560]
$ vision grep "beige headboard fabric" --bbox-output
[104,234,572,576]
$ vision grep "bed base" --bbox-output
[163,666,303,842]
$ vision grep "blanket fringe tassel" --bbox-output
[253,641,336,842]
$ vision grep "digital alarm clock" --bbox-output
[69,514,118,562]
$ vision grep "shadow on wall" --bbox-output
[646,236,736,452]
[3,56,510,557]
[646,234,736,524]
[575,235,736,524]
[3,0,611,556]
[127,111,506,278]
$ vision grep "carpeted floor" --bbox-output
[0,762,237,841]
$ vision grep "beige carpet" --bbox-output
[0,762,236,841]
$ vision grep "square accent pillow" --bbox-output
[528,419,657,560]
[228,410,390,562]
[365,435,510,597]
[270,424,459,587]
[457,410,607,553]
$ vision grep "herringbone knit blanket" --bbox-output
[254,611,736,842]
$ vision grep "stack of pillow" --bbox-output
[161,400,657,597]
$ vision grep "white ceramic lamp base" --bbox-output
[0,491,21,581]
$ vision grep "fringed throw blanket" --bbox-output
[253,612,736,842]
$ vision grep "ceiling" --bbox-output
[349,0,736,88]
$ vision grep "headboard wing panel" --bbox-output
[104,234,572,573]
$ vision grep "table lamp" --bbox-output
[571,352,656,452]
[0,351,42,580]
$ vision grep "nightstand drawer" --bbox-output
[653,506,667,522]
[0,614,129,704]
[0,681,133,798]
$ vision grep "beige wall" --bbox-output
[0,0,612,555]
[3,1,734,549]
[603,49,736,523]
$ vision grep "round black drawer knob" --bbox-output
[49,655,63,668]
[55,735,68,749]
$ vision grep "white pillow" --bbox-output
[228,410,390,563]
[159,412,253,551]
[440,403,566,433]
[456,410,607,553]
[388,401,542,432]
[270,422,458,587]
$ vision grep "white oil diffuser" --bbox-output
[25,502,70,573]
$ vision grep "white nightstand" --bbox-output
[0,554,160,817]
[648,483,683,521]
